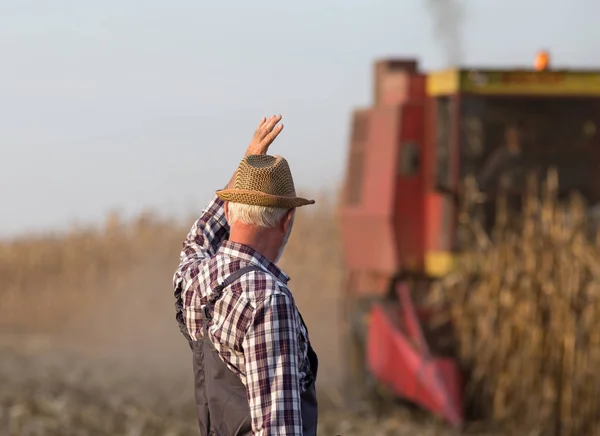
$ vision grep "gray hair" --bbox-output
[227,202,291,228]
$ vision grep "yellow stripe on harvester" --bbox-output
[425,251,456,277]
[427,69,600,96]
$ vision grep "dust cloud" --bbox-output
[0,196,344,413]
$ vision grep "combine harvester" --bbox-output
[339,51,600,427]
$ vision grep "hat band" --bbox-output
[223,188,297,198]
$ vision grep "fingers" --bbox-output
[256,116,267,130]
[254,115,280,138]
[255,115,282,139]
[262,114,282,134]
[247,114,283,156]
[260,123,284,147]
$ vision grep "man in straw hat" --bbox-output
[173,115,318,435]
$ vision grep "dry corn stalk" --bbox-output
[430,169,600,435]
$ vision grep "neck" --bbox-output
[228,225,281,263]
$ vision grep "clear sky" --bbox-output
[1,0,598,237]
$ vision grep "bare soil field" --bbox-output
[0,194,466,435]
[0,334,466,436]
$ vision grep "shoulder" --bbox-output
[237,268,295,310]
[234,269,300,334]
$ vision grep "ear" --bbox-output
[224,202,230,221]
[282,208,295,233]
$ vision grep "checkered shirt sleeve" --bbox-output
[173,195,229,293]
[243,291,303,435]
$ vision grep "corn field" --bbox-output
[430,170,600,435]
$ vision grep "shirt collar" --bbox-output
[217,240,290,285]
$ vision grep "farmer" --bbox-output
[477,123,525,192]
[477,123,528,232]
[173,115,319,436]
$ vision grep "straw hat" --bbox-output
[216,154,315,208]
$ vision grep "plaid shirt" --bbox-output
[173,194,312,435]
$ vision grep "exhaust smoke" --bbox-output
[425,0,465,67]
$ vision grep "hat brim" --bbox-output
[215,189,315,208]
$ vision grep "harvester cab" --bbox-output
[339,53,600,427]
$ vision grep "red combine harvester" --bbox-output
[339,53,600,427]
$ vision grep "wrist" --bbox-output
[244,148,266,157]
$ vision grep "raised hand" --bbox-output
[245,115,284,156]
[224,115,284,189]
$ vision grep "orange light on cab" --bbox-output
[535,50,550,71]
